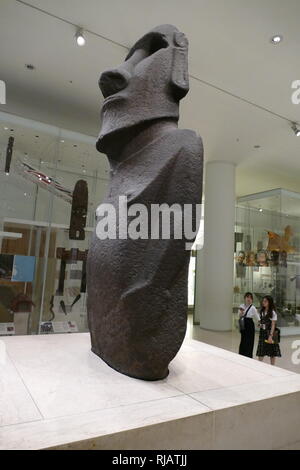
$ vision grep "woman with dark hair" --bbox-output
[256,295,281,365]
[238,292,260,358]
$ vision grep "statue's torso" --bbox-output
[87,128,203,379]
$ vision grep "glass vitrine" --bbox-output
[234,189,300,332]
[0,112,109,336]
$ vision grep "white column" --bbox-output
[196,160,236,331]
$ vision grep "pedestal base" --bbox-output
[91,346,169,381]
[1,333,300,450]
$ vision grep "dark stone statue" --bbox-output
[87,25,203,380]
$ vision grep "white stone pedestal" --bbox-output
[0,333,300,450]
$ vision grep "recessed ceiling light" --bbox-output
[73,144,77,147]
[60,139,65,143]
[271,35,282,44]
[5,172,9,176]
[75,29,86,46]
[4,127,8,130]
[259,208,263,212]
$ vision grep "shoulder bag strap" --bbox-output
[243,304,252,318]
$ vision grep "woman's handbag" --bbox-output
[238,304,252,332]
[273,327,281,344]
[265,326,281,344]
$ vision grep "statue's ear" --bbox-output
[171,31,189,100]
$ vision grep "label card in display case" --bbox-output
[0,323,15,335]
[40,321,78,334]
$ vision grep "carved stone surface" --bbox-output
[87,25,203,380]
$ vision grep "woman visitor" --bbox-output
[256,295,281,365]
[238,292,260,358]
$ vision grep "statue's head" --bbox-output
[96,24,189,153]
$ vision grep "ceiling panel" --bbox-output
[0,0,300,196]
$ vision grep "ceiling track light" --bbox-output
[291,123,300,137]
[75,28,86,46]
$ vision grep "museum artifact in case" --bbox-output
[234,189,300,332]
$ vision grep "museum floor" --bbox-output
[186,316,300,375]
[1,328,300,450]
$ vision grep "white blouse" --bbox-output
[239,304,260,322]
[260,310,278,321]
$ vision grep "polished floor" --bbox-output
[186,316,300,374]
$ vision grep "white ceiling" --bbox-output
[1,0,300,197]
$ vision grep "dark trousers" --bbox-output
[239,317,255,358]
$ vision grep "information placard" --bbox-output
[0,323,15,335]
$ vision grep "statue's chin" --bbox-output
[96,109,180,155]
[96,125,132,154]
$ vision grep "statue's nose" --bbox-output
[99,69,130,98]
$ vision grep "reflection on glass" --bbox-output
[0,112,109,336]
[234,189,300,334]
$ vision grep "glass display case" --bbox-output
[0,111,109,336]
[234,189,300,333]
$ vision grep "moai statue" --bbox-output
[87,25,203,380]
